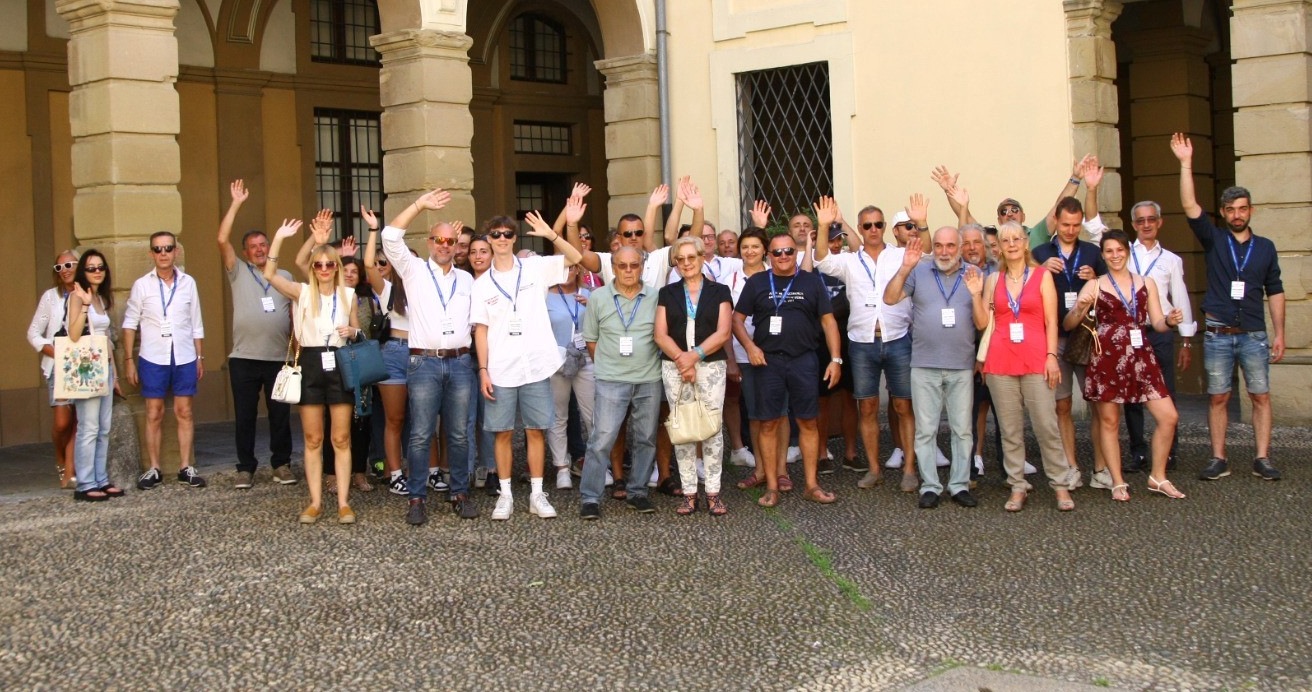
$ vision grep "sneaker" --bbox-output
[451,493,479,519]
[818,457,836,475]
[485,473,500,496]
[626,495,656,513]
[137,467,162,490]
[1199,458,1229,481]
[695,459,706,481]
[605,469,615,487]
[234,471,254,490]
[729,447,756,468]
[528,492,557,518]
[370,458,386,479]
[786,446,802,464]
[428,470,449,493]
[1123,454,1147,474]
[935,449,950,468]
[1022,461,1038,475]
[1066,467,1085,491]
[556,467,573,490]
[647,467,658,488]
[491,492,513,520]
[899,473,919,493]
[580,502,601,520]
[405,499,426,526]
[272,465,297,485]
[857,470,883,489]
[1090,468,1114,489]
[474,466,488,489]
[973,455,985,476]
[177,467,207,488]
[388,473,408,496]
[884,448,905,470]
[1252,458,1281,481]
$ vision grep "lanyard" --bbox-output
[1228,235,1253,280]
[1110,276,1138,322]
[555,286,580,328]
[684,283,700,319]
[933,268,964,303]
[856,250,879,291]
[1132,244,1161,279]
[489,259,522,312]
[156,273,178,317]
[1004,268,1029,319]
[1055,241,1080,286]
[613,292,644,333]
[707,257,721,283]
[425,261,452,311]
[767,271,797,315]
[246,263,271,294]
[324,292,338,346]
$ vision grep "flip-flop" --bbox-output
[802,486,836,504]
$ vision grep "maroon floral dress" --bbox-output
[1083,280,1169,403]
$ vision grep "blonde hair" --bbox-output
[996,222,1038,274]
[671,236,704,258]
[306,245,345,320]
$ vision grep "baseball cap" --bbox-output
[828,225,846,240]
[997,198,1023,215]
[890,211,912,226]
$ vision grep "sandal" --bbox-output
[1147,476,1185,499]
[657,477,684,497]
[1055,489,1075,512]
[325,476,337,494]
[707,493,727,516]
[610,476,628,500]
[802,486,836,504]
[675,495,697,515]
[1004,489,1027,512]
[777,474,794,493]
[351,473,374,492]
[99,485,125,498]
[736,473,767,490]
[73,490,109,502]
[1111,483,1130,502]
[757,489,779,508]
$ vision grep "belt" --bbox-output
[1205,325,1246,335]
[409,347,469,358]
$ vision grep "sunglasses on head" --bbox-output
[429,236,457,246]
[84,264,106,273]
[770,247,797,257]
[151,244,175,254]
[861,221,885,230]
[620,229,645,238]
[488,230,516,240]
[312,260,338,270]
[53,261,76,271]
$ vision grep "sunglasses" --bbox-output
[84,265,107,274]
[429,236,457,246]
[620,230,645,238]
[998,205,1022,215]
[488,230,516,240]
[151,244,176,254]
[1132,216,1160,225]
[53,261,76,271]
[896,223,916,231]
[375,258,389,266]
[614,262,642,271]
[770,247,798,257]
[579,234,592,241]
[861,222,885,231]
[312,261,338,271]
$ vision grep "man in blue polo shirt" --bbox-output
[1171,133,1286,481]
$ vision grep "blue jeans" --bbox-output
[1204,327,1271,395]
[850,335,912,400]
[73,386,114,492]
[467,390,496,474]
[910,368,974,496]
[581,380,662,505]
[405,353,476,498]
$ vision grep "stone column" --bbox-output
[57,0,184,474]
[1065,0,1124,226]
[596,54,662,230]
[1231,0,1312,423]
[372,29,475,238]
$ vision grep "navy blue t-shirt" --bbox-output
[734,269,833,358]
[1033,238,1105,336]
[1187,213,1282,332]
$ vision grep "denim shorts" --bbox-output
[752,351,818,421]
[138,357,198,399]
[484,377,554,432]
[849,335,911,400]
[1204,328,1271,395]
[380,338,409,386]
[47,372,71,407]
[738,362,760,420]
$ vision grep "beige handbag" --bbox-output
[664,307,721,444]
[271,333,302,404]
[976,308,995,364]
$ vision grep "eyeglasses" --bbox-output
[428,236,457,246]
[151,244,175,254]
[861,222,885,231]
[614,262,642,271]
[1132,216,1160,225]
[488,230,516,240]
[84,265,106,273]
[620,229,645,238]
[675,255,700,264]
[375,258,389,266]
[53,261,76,271]
[998,205,1022,215]
[312,261,338,270]
[770,247,798,257]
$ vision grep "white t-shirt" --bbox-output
[595,246,671,289]
[471,255,569,387]
[727,268,757,364]
[377,280,412,333]
[294,285,353,348]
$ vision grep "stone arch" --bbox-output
[176,0,215,67]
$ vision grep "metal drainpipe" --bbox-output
[656,0,672,194]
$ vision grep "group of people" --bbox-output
[27,132,1286,522]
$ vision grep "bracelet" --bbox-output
[1047,352,1058,358]
[550,234,561,243]
[693,346,706,360]
[1068,177,1081,185]
[478,366,488,371]
[267,256,278,261]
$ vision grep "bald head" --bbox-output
[612,246,643,291]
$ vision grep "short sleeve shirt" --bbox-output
[734,269,832,358]
[227,261,292,361]
[903,262,977,370]
[470,255,569,387]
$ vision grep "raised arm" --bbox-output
[1044,154,1093,230]
[662,182,685,247]
[931,165,975,225]
[1170,133,1203,219]
[66,283,91,343]
[945,182,974,228]
[968,270,991,330]
[561,193,600,272]
[678,178,705,248]
[813,196,838,262]
[883,235,922,305]
[645,183,668,252]
[1080,159,1107,243]
[296,208,333,277]
[360,206,386,290]
[264,220,305,302]
[524,210,582,266]
[217,179,249,272]
[555,182,591,237]
[388,188,451,231]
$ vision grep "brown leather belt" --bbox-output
[409,347,469,358]
[1205,325,1246,335]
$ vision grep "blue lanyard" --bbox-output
[684,283,699,319]
[425,261,452,311]
[1228,235,1253,279]
[246,263,271,294]
[324,292,338,346]
[933,268,964,303]
[612,292,644,333]
[488,259,522,312]
[156,273,178,317]
[1109,276,1138,322]
[555,286,580,328]
[707,257,721,283]
[767,271,797,315]
[1004,268,1029,319]
[1132,244,1161,279]
[856,250,878,290]
[1055,241,1080,286]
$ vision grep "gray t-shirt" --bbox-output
[903,261,977,370]
[227,260,293,361]
[581,284,660,384]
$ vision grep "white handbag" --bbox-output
[663,307,721,444]
[271,333,301,404]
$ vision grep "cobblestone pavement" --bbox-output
[0,404,1307,691]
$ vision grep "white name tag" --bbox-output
[941,308,956,328]
[441,317,455,335]
[261,296,276,313]
[507,316,523,336]
[571,329,586,350]
[1230,281,1245,300]
[1064,292,1077,309]
[159,317,173,338]
[619,336,634,356]
[864,292,878,308]
[321,350,337,371]
[1129,328,1143,349]
[1009,322,1024,343]
[768,315,783,335]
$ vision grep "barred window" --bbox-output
[510,13,566,83]
[736,62,834,230]
[314,109,383,242]
[310,0,380,66]
[513,121,572,155]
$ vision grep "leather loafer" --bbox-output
[918,491,940,509]
[950,490,979,508]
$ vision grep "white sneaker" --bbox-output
[529,492,557,518]
[491,492,513,520]
[556,467,573,490]
[786,446,802,464]
[695,458,706,481]
[884,448,905,470]
[973,455,985,476]
[1090,468,1113,489]
[1023,461,1038,475]
[935,449,950,468]
[605,469,615,486]
[648,467,659,488]
[729,447,756,468]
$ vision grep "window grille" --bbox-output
[314,109,384,242]
[736,62,834,230]
[510,13,567,83]
[311,0,380,66]
[513,121,572,155]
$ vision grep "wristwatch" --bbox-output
[831,357,844,365]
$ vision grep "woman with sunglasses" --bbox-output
[65,250,125,501]
[266,220,362,524]
[466,235,499,493]
[319,253,380,493]
[27,251,80,488]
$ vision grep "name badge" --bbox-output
[261,296,276,313]
[321,350,337,371]
[768,315,783,335]
[1230,281,1245,300]
[572,329,586,350]
[441,317,456,336]
[619,336,634,356]
[940,308,956,328]
[159,317,173,338]
[1009,322,1024,343]
[1129,328,1143,349]
[507,316,523,336]
[1064,292,1077,309]
[864,292,878,308]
